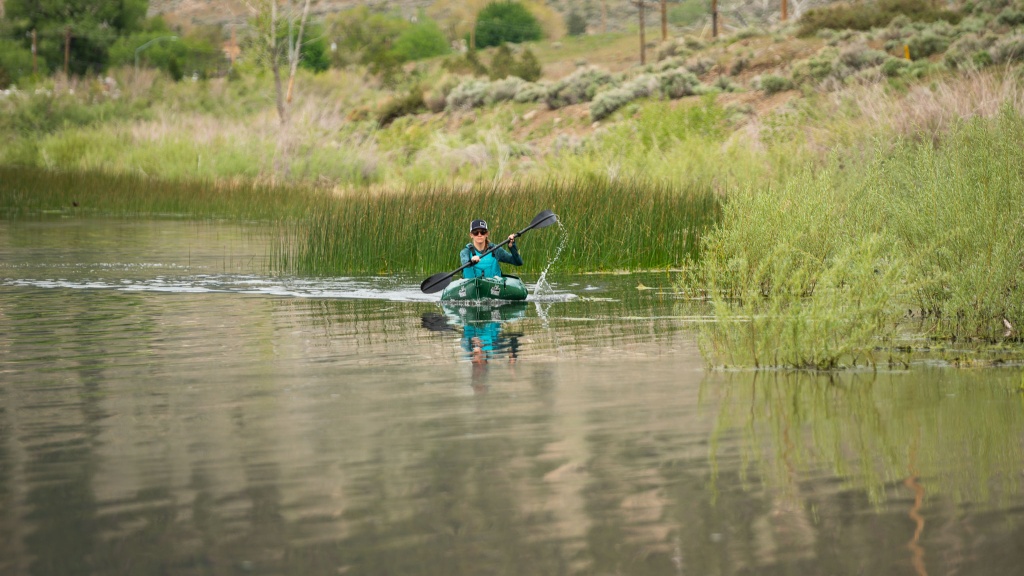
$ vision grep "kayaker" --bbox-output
[460,219,523,279]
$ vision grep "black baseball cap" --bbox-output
[470,219,488,232]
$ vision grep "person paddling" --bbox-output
[461,219,523,279]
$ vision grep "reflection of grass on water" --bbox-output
[705,370,1024,508]
[687,111,1024,368]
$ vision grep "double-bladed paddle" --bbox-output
[420,209,559,294]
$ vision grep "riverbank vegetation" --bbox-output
[3,0,1024,367]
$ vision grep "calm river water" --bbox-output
[1,218,1023,576]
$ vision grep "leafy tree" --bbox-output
[108,27,219,78]
[392,17,451,62]
[566,10,587,36]
[474,2,543,49]
[489,44,515,79]
[0,39,38,87]
[4,0,147,74]
[327,7,409,72]
[427,0,489,49]
[512,47,542,81]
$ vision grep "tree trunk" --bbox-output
[661,0,667,41]
[637,1,646,65]
[285,0,312,104]
[270,1,286,125]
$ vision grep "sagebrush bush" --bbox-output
[545,66,616,109]
[759,74,793,94]
[992,33,1024,63]
[945,33,999,68]
[446,78,491,110]
[590,75,658,121]
[658,69,702,98]
[488,76,527,104]
[655,38,691,61]
[881,56,911,76]
[997,7,1024,26]
[512,81,547,103]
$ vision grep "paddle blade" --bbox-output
[529,210,558,230]
[420,272,454,294]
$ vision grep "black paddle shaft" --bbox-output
[420,210,558,294]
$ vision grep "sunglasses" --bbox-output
[471,229,488,236]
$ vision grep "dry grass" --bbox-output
[848,69,1024,140]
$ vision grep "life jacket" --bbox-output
[464,247,502,278]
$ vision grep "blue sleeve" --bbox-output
[460,245,474,267]
[494,243,523,266]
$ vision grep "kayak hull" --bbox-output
[440,275,529,301]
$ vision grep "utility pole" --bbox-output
[31,29,37,75]
[634,0,647,65]
[711,0,719,38]
[782,0,788,22]
[661,0,668,41]
[64,26,71,76]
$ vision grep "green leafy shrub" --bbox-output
[566,10,588,36]
[907,28,952,58]
[443,51,489,76]
[996,8,1024,26]
[654,38,691,61]
[377,91,426,126]
[658,69,702,98]
[797,0,961,37]
[759,74,793,94]
[0,39,36,88]
[392,18,451,62]
[881,56,911,76]
[513,48,543,82]
[545,66,616,109]
[475,2,544,48]
[489,44,516,79]
[991,33,1024,63]
[945,33,999,68]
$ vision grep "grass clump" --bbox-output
[275,177,721,276]
[687,109,1024,369]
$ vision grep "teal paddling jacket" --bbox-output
[460,242,523,278]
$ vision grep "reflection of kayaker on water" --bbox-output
[461,219,523,279]
[464,319,520,393]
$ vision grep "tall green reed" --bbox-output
[0,165,330,220]
[275,177,721,275]
[690,108,1024,368]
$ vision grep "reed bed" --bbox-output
[274,178,721,275]
[690,109,1024,368]
[0,165,330,220]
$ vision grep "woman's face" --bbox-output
[471,228,488,247]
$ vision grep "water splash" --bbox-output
[532,222,568,299]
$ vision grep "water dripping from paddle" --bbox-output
[532,221,569,328]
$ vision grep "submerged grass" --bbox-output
[689,108,1024,368]
[274,178,721,276]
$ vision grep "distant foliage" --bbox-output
[513,48,543,82]
[489,44,516,79]
[797,0,961,37]
[392,18,452,62]
[377,91,426,126]
[0,39,37,88]
[566,10,588,36]
[545,66,616,109]
[944,33,998,68]
[108,31,220,79]
[590,75,658,121]
[475,2,544,48]
[759,74,793,94]
[992,33,1024,63]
